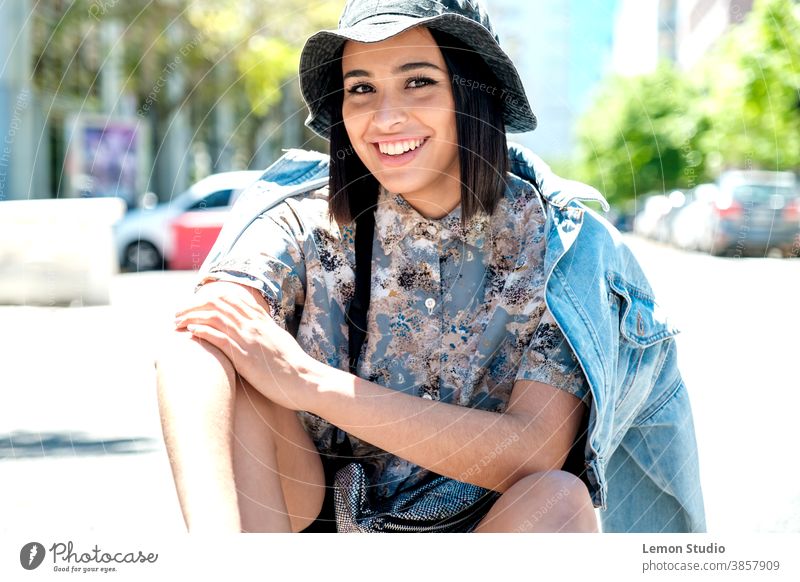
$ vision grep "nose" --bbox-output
[372,88,409,131]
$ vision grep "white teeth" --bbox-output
[379,138,425,155]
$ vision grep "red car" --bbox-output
[114,171,262,271]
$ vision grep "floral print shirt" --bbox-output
[195,171,590,500]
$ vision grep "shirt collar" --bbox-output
[374,185,490,255]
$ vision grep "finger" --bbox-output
[186,324,244,361]
[181,310,249,355]
[176,296,245,326]
[175,285,264,319]
[174,295,227,318]
[216,293,265,321]
[175,309,240,333]
[175,301,222,319]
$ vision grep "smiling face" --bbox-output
[341,26,461,219]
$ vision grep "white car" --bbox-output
[633,193,672,240]
[113,171,262,271]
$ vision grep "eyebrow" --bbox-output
[343,61,445,81]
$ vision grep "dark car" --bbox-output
[693,171,799,257]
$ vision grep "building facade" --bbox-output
[675,0,754,69]
[492,0,619,161]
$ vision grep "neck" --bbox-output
[396,174,462,220]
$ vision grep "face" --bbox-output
[341,26,460,215]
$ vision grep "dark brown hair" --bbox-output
[325,27,509,228]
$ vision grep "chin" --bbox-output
[372,169,440,195]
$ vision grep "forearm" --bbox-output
[155,330,242,532]
[300,363,559,493]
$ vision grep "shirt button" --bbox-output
[425,297,436,314]
[426,225,437,235]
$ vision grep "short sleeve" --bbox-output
[514,305,591,405]
[193,203,306,328]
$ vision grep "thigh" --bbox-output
[235,375,326,532]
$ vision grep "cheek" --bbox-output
[428,94,457,145]
[342,100,369,131]
[433,106,458,156]
[342,109,371,154]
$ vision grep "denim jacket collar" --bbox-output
[507,140,610,213]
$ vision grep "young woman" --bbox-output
[160,0,704,534]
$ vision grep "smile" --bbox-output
[372,137,429,166]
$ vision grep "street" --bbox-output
[1,235,798,534]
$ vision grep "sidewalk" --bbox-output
[0,271,196,534]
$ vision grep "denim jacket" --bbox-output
[199,145,706,533]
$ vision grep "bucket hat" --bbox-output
[298,0,537,141]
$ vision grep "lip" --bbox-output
[371,137,430,167]
[370,135,429,145]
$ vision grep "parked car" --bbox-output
[654,189,692,244]
[604,206,636,233]
[633,193,672,240]
[669,184,717,251]
[113,170,262,271]
[693,170,799,257]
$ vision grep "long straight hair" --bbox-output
[326,27,509,229]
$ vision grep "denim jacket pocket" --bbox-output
[606,272,681,427]
[607,272,681,347]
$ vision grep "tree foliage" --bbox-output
[698,0,800,173]
[575,0,799,205]
[30,0,344,167]
[575,63,707,205]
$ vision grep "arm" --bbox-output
[155,280,271,532]
[175,284,588,495]
[296,365,586,493]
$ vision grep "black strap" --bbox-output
[301,209,374,533]
[331,208,375,466]
[348,208,376,376]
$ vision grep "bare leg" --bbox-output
[157,328,325,533]
[473,470,598,533]
[233,374,326,533]
[156,331,243,532]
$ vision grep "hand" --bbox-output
[173,285,318,411]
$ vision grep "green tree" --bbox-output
[574,62,708,206]
[697,0,800,173]
[31,0,344,178]
[184,0,342,116]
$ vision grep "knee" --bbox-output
[505,470,596,531]
[154,330,236,391]
[508,470,590,504]
[512,468,587,494]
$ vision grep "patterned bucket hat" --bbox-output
[298,0,537,141]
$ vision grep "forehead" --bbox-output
[341,26,443,65]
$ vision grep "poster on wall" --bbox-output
[65,115,144,211]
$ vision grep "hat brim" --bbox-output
[298,13,537,141]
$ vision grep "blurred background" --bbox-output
[1,0,798,534]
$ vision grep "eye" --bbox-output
[345,76,438,96]
[345,83,373,95]
[408,75,437,89]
